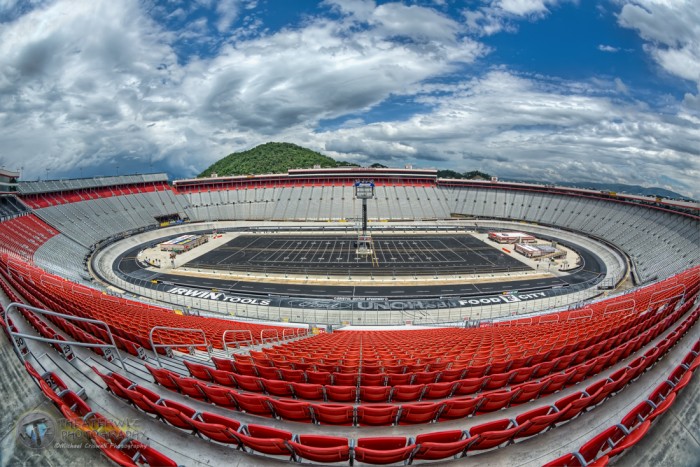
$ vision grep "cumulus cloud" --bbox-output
[0,0,483,178]
[0,0,697,200]
[310,70,700,197]
[598,44,619,53]
[618,1,700,85]
[464,0,571,35]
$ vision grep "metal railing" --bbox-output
[604,299,635,315]
[260,329,279,343]
[222,329,253,356]
[148,326,211,367]
[648,284,686,312]
[3,302,130,374]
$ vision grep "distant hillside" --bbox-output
[502,178,691,201]
[197,144,690,201]
[437,169,492,180]
[198,142,358,177]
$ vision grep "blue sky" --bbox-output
[0,1,698,198]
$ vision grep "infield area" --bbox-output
[183,234,532,275]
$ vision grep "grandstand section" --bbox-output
[0,166,698,466]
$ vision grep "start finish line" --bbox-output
[165,286,550,310]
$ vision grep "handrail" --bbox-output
[222,329,253,357]
[149,326,211,368]
[648,284,687,312]
[260,329,279,343]
[3,302,130,374]
[604,299,636,315]
[567,308,593,321]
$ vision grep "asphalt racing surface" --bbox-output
[111,232,607,305]
[184,234,532,275]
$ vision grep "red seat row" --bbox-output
[0,215,58,259]
[20,182,173,209]
[94,365,591,464]
[0,252,303,352]
[23,361,177,467]
[545,338,699,466]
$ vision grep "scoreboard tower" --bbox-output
[354,180,375,256]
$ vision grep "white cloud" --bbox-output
[463,0,572,36]
[0,0,697,200]
[618,0,700,85]
[215,0,240,33]
[497,0,556,17]
[614,77,629,94]
[598,44,619,53]
[0,0,483,178]
[310,71,700,198]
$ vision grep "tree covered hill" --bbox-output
[198,142,358,177]
[195,142,688,200]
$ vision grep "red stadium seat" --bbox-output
[145,364,178,390]
[387,373,412,386]
[231,374,263,392]
[438,396,482,421]
[398,402,441,424]
[325,385,357,402]
[183,360,213,381]
[453,376,489,396]
[511,380,550,405]
[211,356,235,372]
[291,382,325,400]
[146,399,197,430]
[256,366,282,381]
[360,373,386,386]
[230,392,273,417]
[172,376,207,400]
[467,418,522,452]
[514,405,563,439]
[187,411,241,445]
[391,384,425,402]
[412,430,473,462]
[119,439,179,466]
[422,381,456,399]
[306,370,332,385]
[313,404,355,426]
[477,390,517,413]
[280,368,306,382]
[208,368,237,387]
[236,424,293,456]
[332,373,358,386]
[269,398,314,423]
[359,385,392,403]
[354,437,416,465]
[261,379,293,397]
[288,435,350,463]
[123,385,162,415]
[357,404,399,426]
[199,385,237,408]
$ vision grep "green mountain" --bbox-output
[437,169,492,180]
[198,142,358,177]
